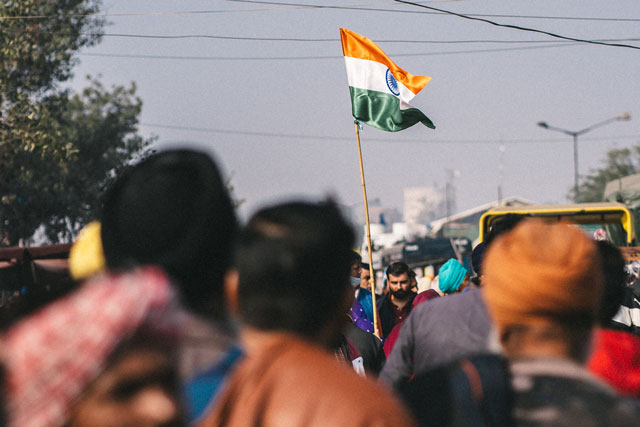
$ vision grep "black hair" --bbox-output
[471,242,486,276]
[235,199,354,339]
[349,251,362,268]
[386,261,410,278]
[484,214,525,248]
[596,240,627,326]
[100,149,238,320]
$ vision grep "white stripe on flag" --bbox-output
[344,56,416,109]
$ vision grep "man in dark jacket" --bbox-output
[377,261,417,337]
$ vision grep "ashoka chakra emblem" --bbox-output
[386,69,400,96]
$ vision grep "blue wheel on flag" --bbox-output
[386,69,400,96]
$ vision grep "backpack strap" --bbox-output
[450,354,513,427]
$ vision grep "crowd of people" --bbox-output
[2,148,640,426]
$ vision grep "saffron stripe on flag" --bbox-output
[340,28,431,95]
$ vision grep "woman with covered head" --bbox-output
[2,268,184,427]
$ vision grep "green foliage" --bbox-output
[0,0,103,100]
[570,146,640,203]
[0,1,153,245]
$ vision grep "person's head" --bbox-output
[409,269,418,292]
[3,268,182,427]
[595,240,627,327]
[437,258,468,294]
[231,199,355,345]
[484,214,525,248]
[360,262,372,290]
[386,262,412,301]
[68,336,181,427]
[470,242,485,286]
[349,251,362,278]
[483,219,604,362]
[100,149,237,321]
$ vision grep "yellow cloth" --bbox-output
[69,221,106,280]
[484,219,604,331]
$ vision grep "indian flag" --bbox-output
[340,28,435,132]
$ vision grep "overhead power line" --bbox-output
[82,42,587,60]
[0,7,294,20]
[80,42,589,61]
[393,0,640,50]
[227,0,640,22]
[71,32,640,45]
[1,1,640,22]
[141,123,640,144]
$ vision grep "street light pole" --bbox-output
[537,112,631,196]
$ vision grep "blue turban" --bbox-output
[438,258,467,294]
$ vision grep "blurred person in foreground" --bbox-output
[200,200,416,426]
[588,240,640,397]
[2,267,183,427]
[483,219,640,425]
[99,149,240,421]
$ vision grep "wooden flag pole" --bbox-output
[354,121,381,338]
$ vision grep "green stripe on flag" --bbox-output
[349,87,435,132]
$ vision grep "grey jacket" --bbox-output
[379,289,492,388]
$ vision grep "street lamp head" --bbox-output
[617,112,631,121]
[537,121,549,129]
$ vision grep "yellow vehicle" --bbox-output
[479,202,636,247]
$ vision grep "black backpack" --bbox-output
[399,354,513,427]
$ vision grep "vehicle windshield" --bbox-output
[480,203,634,246]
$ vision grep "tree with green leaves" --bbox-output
[0,1,154,245]
[570,145,640,203]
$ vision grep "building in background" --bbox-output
[403,186,445,225]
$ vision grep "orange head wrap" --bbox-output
[484,219,604,332]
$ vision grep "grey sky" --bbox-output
[68,0,640,220]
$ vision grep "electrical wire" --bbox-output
[69,32,640,45]
[228,0,640,22]
[0,7,294,20]
[79,42,588,61]
[393,0,640,50]
[2,1,640,22]
[141,123,640,144]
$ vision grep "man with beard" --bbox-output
[377,262,417,337]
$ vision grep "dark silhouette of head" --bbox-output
[100,149,238,320]
[234,199,355,341]
[484,214,525,248]
[595,240,627,326]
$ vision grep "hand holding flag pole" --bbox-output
[341,28,435,338]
